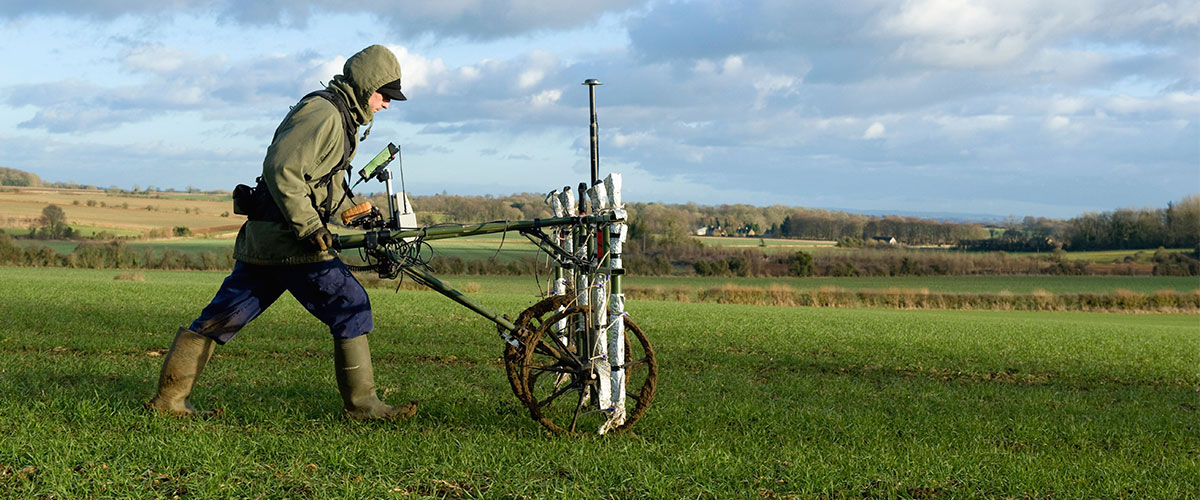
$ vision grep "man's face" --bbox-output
[368,91,390,113]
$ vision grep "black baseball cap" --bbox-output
[377,79,407,101]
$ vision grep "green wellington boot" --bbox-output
[146,327,216,416]
[334,335,418,420]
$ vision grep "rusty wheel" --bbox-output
[502,295,571,404]
[504,300,657,435]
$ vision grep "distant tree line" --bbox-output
[624,203,993,247]
[345,190,1200,260]
[407,192,551,224]
[957,195,1199,252]
[776,211,988,245]
[625,241,1196,277]
[362,193,987,247]
[0,167,233,195]
[6,166,1196,254]
[0,167,42,187]
[1060,196,1199,251]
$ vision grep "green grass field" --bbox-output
[622,274,1200,294]
[422,232,542,262]
[695,236,839,253]
[1020,248,1193,263]
[1,267,1196,498]
[431,273,1200,296]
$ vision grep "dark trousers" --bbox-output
[189,259,373,344]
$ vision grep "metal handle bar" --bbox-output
[335,213,621,250]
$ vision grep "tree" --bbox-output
[31,204,73,239]
[1166,195,1200,252]
[780,215,794,238]
[42,205,66,226]
[0,167,42,187]
[790,250,813,277]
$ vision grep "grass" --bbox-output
[422,231,541,262]
[5,239,79,254]
[0,267,1197,498]
[1035,248,1192,263]
[622,274,1200,294]
[694,236,1194,267]
[695,236,838,253]
[65,225,145,238]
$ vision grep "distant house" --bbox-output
[872,236,898,245]
[735,225,757,237]
[695,227,710,236]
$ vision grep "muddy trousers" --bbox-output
[189,259,373,344]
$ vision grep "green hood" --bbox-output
[327,44,403,126]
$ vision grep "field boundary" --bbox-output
[625,284,1200,313]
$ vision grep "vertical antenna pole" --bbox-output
[583,79,603,186]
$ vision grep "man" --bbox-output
[146,45,416,420]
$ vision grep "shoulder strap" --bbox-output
[303,90,357,179]
[301,90,359,223]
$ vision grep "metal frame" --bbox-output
[331,79,650,435]
[335,211,622,338]
[333,180,635,434]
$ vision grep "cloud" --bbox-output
[529,89,562,108]
[121,43,193,73]
[0,0,645,40]
[0,0,1196,218]
[612,131,654,148]
[1103,92,1200,116]
[627,0,1197,83]
[383,45,447,94]
[0,133,260,190]
[863,122,886,139]
[884,0,1052,69]
[3,44,345,133]
[1045,115,1071,131]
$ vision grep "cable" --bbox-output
[489,219,510,262]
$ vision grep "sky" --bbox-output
[0,0,1197,219]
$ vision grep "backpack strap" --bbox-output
[302,90,358,224]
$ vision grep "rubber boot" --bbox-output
[146,327,216,416]
[334,335,417,420]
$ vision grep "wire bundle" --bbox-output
[347,231,434,282]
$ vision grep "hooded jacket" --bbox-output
[234,45,402,265]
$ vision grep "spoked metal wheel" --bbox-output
[502,295,571,405]
[503,296,657,435]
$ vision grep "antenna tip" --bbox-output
[582,79,603,86]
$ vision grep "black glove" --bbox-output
[305,227,335,251]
